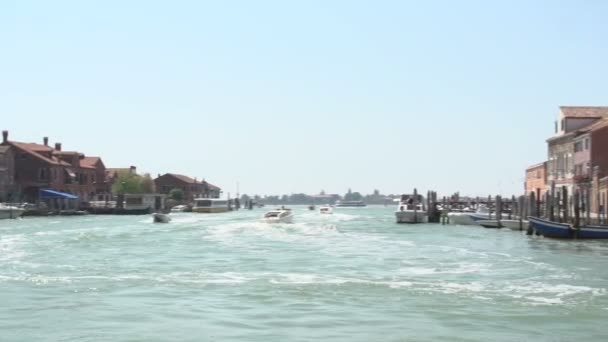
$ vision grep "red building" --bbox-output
[154,173,221,202]
[525,162,547,196]
[1,130,106,203]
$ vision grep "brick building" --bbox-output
[0,144,16,202]
[546,106,608,194]
[154,173,221,202]
[1,130,106,203]
[525,162,547,196]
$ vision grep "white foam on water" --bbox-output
[0,234,27,262]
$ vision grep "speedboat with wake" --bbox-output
[319,206,333,214]
[263,208,294,223]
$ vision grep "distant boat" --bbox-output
[529,217,608,239]
[152,213,171,223]
[171,205,188,213]
[0,205,25,219]
[263,208,294,224]
[335,200,367,207]
[395,195,427,224]
[319,206,333,215]
[308,205,315,210]
[192,198,230,213]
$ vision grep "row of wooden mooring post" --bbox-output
[424,184,603,233]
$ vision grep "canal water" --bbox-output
[1,206,607,341]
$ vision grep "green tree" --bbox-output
[169,188,185,201]
[112,171,143,194]
[140,173,156,193]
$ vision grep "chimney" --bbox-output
[130,166,136,173]
[43,137,49,146]
[2,130,7,143]
[55,142,62,151]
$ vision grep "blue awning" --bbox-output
[40,189,79,200]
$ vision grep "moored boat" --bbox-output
[448,205,494,225]
[171,205,188,213]
[263,208,294,223]
[192,198,230,213]
[0,205,25,219]
[477,219,529,230]
[395,195,428,224]
[528,217,608,239]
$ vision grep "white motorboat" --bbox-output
[171,205,188,213]
[447,205,495,225]
[152,213,171,223]
[263,208,294,224]
[395,195,428,223]
[319,206,333,214]
[0,205,25,219]
[477,219,529,230]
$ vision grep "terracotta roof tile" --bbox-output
[81,156,101,168]
[166,173,197,184]
[10,142,69,165]
[560,106,608,118]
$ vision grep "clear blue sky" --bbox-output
[1,0,607,197]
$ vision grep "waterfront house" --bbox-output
[1,131,101,204]
[0,144,16,202]
[546,107,608,195]
[154,173,221,202]
[524,162,547,196]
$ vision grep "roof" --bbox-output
[81,156,101,169]
[165,173,198,184]
[560,106,608,118]
[586,118,608,132]
[9,141,70,166]
[158,173,221,190]
[526,162,546,171]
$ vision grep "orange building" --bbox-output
[525,162,547,195]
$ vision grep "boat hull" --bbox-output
[395,211,428,224]
[477,219,528,230]
[264,215,294,224]
[0,208,25,219]
[448,213,495,226]
[528,217,608,239]
[153,213,171,223]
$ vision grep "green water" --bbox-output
[1,206,607,341]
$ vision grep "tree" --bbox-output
[140,173,156,193]
[112,171,143,194]
[169,188,184,201]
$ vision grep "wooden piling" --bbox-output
[562,186,568,223]
[549,181,555,222]
[496,195,503,226]
[527,192,536,235]
[518,195,524,231]
[574,189,581,231]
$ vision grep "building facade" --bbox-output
[154,173,221,202]
[1,130,101,203]
[0,144,16,202]
[525,162,547,195]
[546,107,608,195]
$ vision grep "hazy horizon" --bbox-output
[3,1,607,197]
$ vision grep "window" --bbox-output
[561,119,565,131]
[585,138,590,150]
[38,168,48,181]
[574,141,583,152]
[554,121,558,133]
